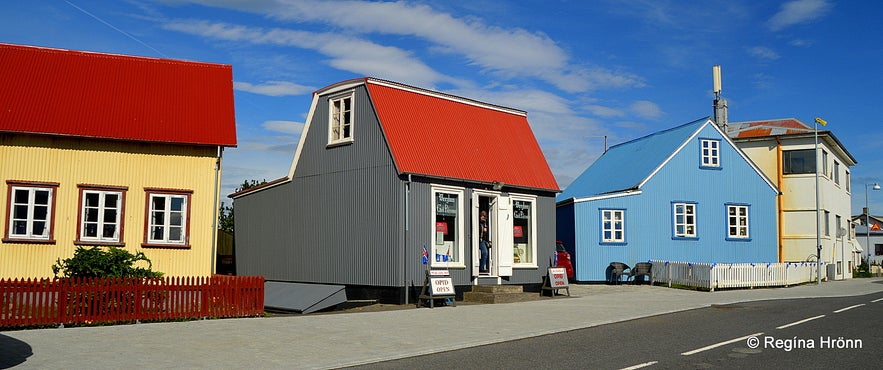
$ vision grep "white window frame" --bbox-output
[78,186,125,244]
[431,186,465,268]
[5,183,56,242]
[673,202,697,238]
[511,195,538,267]
[601,209,625,243]
[328,91,354,145]
[700,139,720,168]
[726,204,750,239]
[145,190,191,247]
[833,161,840,185]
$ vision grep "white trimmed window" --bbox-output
[5,182,57,242]
[673,202,697,238]
[328,92,354,145]
[145,190,191,247]
[700,139,720,167]
[512,197,537,265]
[727,204,749,239]
[78,186,126,244]
[834,161,840,185]
[432,186,464,267]
[601,209,625,243]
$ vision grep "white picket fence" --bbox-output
[650,260,826,291]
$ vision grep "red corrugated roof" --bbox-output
[0,43,236,146]
[728,118,812,139]
[366,80,559,191]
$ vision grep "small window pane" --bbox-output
[13,205,27,219]
[85,224,98,237]
[14,189,28,203]
[171,197,184,211]
[85,193,100,207]
[153,197,166,210]
[103,224,116,238]
[86,208,99,222]
[33,221,46,235]
[34,190,49,205]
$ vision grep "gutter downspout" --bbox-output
[211,146,223,275]
[776,137,784,263]
[403,174,411,305]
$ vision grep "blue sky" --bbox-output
[2,0,881,213]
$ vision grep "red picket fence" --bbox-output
[1,275,264,328]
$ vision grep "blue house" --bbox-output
[556,118,780,281]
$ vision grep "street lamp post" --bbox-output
[866,183,880,271]
[814,118,824,284]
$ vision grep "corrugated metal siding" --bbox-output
[0,43,236,146]
[0,134,218,278]
[366,81,558,192]
[236,85,405,286]
[567,124,779,281]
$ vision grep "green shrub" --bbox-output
[52,246,163,279]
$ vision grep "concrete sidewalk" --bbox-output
[3,278,882,369]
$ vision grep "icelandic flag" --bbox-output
[422,245,429,265]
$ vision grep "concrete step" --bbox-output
[462,285,542,304]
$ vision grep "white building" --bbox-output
[727,118,858,280]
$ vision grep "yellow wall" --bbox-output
[0,134,221,279]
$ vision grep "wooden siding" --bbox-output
[0,134,219,278]
[563,124,779,281]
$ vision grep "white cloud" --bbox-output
[162,20,451,87]
[629,100,663,119]
[262,120,304,135]
[747,46,781,60]
[234,81,314,96]
[171,0,643,93]
[585,104,624,118]
[768,0,832,31]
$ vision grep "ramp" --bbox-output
[264,281,347,314]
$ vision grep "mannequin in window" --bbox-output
[479,210,490,273]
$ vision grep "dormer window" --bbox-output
[328,92,354,145]
[700,139,720,168]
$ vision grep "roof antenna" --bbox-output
[712,65,728,132]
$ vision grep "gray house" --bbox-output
[232,78,560,303]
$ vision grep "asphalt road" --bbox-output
[350,292,883,369]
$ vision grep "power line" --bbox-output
[65,0,169,58]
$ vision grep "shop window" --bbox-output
[4,181,58,243]
[875,244,882,256]
[432,187,463,267]
[144,189,191,248]
[512,198,535,265]
[77,185,126,245]
[328,92,354,145]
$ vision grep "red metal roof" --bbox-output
[0,43,236,146]
[728,118,813,139]
[365,80,559,192]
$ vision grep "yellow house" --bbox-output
[0,43,237,279]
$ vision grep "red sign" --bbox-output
[436,222,448,235]
[513,225,523,238]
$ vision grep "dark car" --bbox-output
[555,240,575,279]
